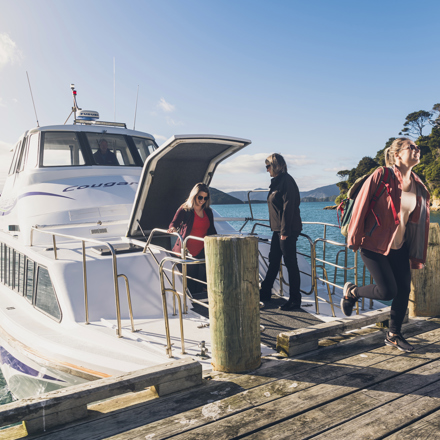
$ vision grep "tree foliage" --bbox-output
[399,110,432,138]
[336,104,440,205]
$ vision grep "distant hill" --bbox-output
[228,188,268,202]
[299,184,340,199]
[227,184,340,203]
[210,188,243,205]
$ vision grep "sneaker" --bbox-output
[340,282,357,316]
[279,299,301,311]
[384,332,414,352]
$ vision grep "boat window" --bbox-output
[42,132,85,167]
[15,138,27,173]
[86,133,136,166]
[19,253,25,296]
[8,141,21,176]
[13,250,19,292]
[25,259,35,302]
[35,266,61,321]
[0,244,4,284]
[7,247,12,289]
[25,134,40,169]
[132,137,156,163]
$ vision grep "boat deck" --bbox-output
[6,316,440,440]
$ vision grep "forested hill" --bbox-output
[335,104,440,208]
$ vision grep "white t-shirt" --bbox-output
[392,179,417,250]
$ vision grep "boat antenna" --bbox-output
[133,85,139,130]
[64,84,81,124]
[26,71,40,127]
[113,57,116,121]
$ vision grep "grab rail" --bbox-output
[143,228,206,314]
[30,227,132,338]
[159,256,206,357]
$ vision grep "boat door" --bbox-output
[126,134,251,240]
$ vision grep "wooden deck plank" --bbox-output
[243,359,440,439]
[108,328,440,440]
[312,381,440,440]
[23,339,398,440]
[384,408,440,439]
[16,319,440,440]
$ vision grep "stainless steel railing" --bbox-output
[30,226,135,338]
[158,256,206,358]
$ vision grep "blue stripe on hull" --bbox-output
[0,346,65,383]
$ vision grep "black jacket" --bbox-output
[169,207,217,254]
[267,172,302,236]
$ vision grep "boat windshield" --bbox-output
[40,131,156,167]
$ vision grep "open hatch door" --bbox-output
[126,134,251,238]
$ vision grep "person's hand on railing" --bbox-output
[167,227,177,234]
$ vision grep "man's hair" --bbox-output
[265,153,287,175]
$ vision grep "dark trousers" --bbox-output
[179,249,206,294]
[356,244,411,334]
[261,231,301,304]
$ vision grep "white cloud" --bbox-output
[216,153,316,175]
[0,141,14,191]
[0,33,22,69]
[166,116,183,126]
[153,133,168,143]
[158,97,175,113]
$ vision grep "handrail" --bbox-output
[159,256,206,357]
[143,228,206,314]
[30,227,128,338]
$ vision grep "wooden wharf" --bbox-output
[1,316,440,439]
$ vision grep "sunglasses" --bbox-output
[197,195,209,201]
[404,144,420,151]
[265,164,271,169]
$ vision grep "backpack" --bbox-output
[337,167,397,237]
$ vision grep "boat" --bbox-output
[0,86,262,399]
[0,86,382,401]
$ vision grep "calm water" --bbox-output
[1,202,438,405]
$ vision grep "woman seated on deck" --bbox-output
[167,183,217,294]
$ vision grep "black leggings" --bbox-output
[178,249,206,294]
[261,231,301,304]
[355,244,411,334]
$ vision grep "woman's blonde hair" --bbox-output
[384,137,412,167]
[182,183,211,210]
[265,153,287,176]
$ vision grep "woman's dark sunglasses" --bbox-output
[405,144,420,151]
[265,164,271,169]
[197,195,209,201]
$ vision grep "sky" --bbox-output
[0,0,439,193]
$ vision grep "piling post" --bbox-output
[409,223,440,317]
[205,235,261,372]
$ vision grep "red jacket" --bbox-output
[347,166,430,269]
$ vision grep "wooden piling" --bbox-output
[409,223,440,317]
[205,235,261,372]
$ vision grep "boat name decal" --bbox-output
[63,181,139,192]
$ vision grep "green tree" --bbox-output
[336,170,350,180]
[399,110,432,138]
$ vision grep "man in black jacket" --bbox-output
[260,153,303,310]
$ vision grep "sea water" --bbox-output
[1,202,438,405]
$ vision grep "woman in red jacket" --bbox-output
[167,183,217,293]
[342,138,430,353]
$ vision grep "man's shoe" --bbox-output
[260,289,272,302]
[340,282,357,316]
[279,299,301,311]
[384,331,414,352]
